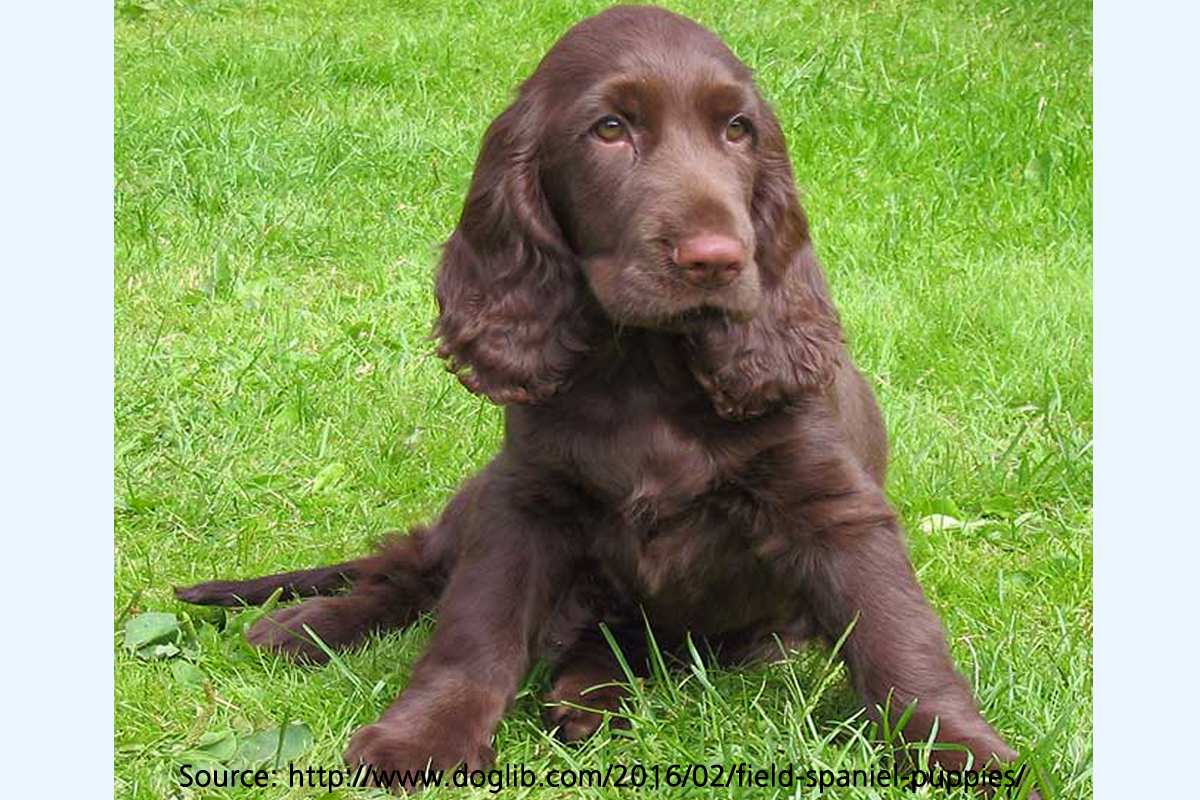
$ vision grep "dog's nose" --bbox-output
[672,234,745,288]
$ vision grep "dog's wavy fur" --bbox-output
[178,6,1030,793]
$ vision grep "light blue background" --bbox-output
[2,2,1194,797]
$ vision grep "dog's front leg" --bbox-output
[344,482,569,791]
[797,491,1032,793]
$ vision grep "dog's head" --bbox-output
[434,6,842,417]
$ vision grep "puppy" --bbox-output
[179,6,1032,793]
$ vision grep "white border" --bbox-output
[0,0,114,790]
[1095,2,1200,797]
[0,1,1192,795]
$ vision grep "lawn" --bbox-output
[114,0,1093,797]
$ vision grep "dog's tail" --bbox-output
[173,519,461,609]
[174,559,366,607]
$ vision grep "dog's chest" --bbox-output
[554,386,731,517]
[557,399,798,633]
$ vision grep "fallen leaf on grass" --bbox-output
[916,514,989,535]
[232,722,314,769]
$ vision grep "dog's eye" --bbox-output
[593,115,627,142]
[725,115,751,142]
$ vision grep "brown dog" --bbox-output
[179,5,1030,792]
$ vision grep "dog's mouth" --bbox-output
[632,303,753,334]
[580,249,761,332]
[601,284,760,332]
[675,303,752,326]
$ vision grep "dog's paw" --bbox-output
[542,679,630,742]
[345,721,494,793]
[245,600,341,664]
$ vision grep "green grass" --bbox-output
[114,0,1092,797]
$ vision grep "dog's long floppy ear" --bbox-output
[685,99,844,420]
[434,87,594,405]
